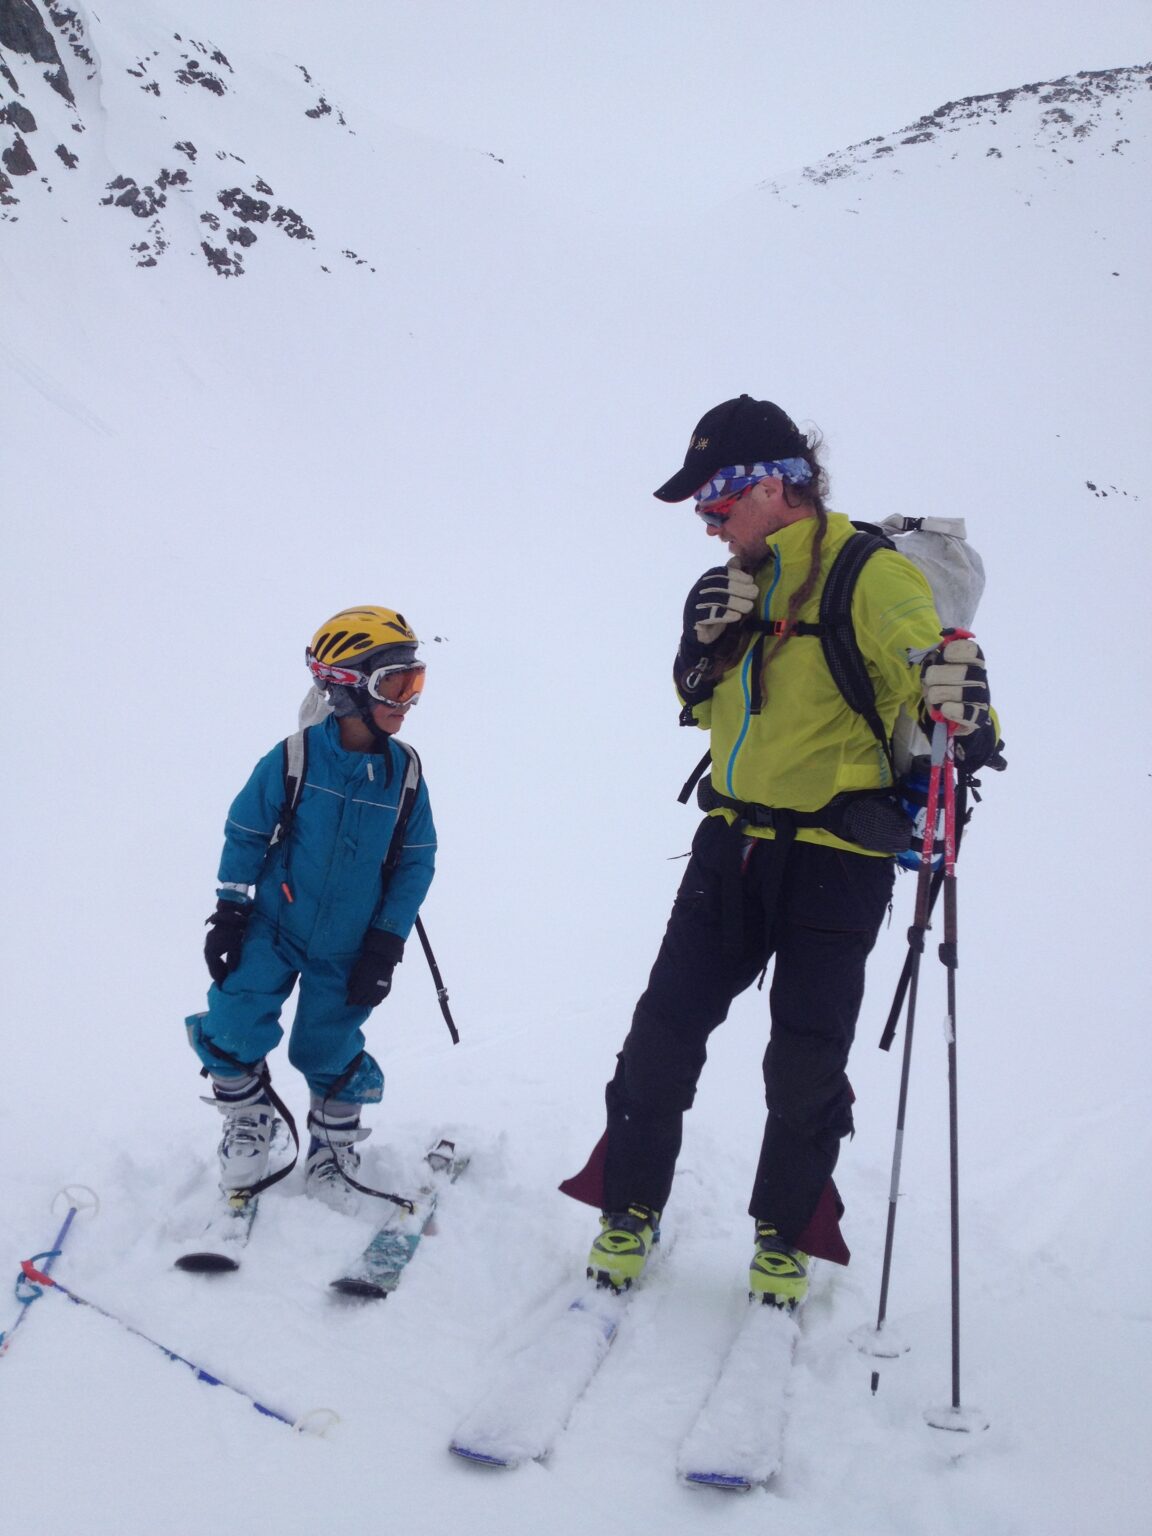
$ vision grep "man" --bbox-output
[561,395,998,1305]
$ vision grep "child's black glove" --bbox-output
[204,899,251,986]
[346,929,405,1008]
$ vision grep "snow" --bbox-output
[2,3,1151,1533]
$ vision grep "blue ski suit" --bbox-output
[186,715,436,1101]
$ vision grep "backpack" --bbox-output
[678,515,985,862]
[814,514,984,780]
[273,728,458,1042]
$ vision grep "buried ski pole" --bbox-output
[16,1262,337,1435]
[856,721,948,1385]
[0,1186,99,1359]
[923,702,987,1436]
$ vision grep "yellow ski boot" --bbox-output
[749,1221,809,1308]
[587,1204,660,1291]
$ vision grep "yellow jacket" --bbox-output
[683,512,943,852]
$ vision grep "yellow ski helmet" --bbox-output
[306,606,421,720]
[307,606,417,667]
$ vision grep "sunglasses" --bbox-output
[692,457,815,527]
[308,657,427,708]
[694,483,754,527]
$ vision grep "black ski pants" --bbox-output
[602,814,894,1246]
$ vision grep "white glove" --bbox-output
[685,559,759,648]
[920,635,991,735]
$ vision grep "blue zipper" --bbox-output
[724,547,781,796]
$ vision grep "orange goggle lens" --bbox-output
[366,664,426,706]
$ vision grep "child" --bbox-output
[185,605,436,1211]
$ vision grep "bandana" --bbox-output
[693,459,813,507]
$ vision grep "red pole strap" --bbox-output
[20,1261,58,1289]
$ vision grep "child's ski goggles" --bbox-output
[308,656,426,707]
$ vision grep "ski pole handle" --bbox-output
[927,627,974,727]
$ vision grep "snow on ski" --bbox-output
[173,1116,296,1273]
[174,1190,260,1274]
[677,1298,801,1491]
[330,1138,468,1300]
[449,1281,629,1468]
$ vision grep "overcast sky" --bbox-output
[336,0,1152,208]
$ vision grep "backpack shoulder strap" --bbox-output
[271,729,308,847]
[674,528,898,804]
[819,530,895,772]
[379,739,423,892]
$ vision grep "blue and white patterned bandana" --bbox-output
[693,459,813,506]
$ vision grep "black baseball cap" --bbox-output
[653,394,806,502]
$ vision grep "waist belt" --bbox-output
[697,779,913,856]
[696,779,839,831]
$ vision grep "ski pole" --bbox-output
[415,915,459,1043]
[857,720,948,1386]
[17,1261,334,1434]
[1,1186,99,1360]
[924,691,987,1435]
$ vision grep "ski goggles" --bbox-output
[308,656,426,707]
[693,459,814,525]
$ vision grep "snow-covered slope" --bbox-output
[2,4,1150,1533]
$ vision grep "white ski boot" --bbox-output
[210,1079,275,1194]
[305,1109,370,1216]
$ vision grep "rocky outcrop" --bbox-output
[762,63,1152,193]
[0,1,371,275]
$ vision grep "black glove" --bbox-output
[681,561,758,663]
[204,899,251,986]
[346,929,405,1008]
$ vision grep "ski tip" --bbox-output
[448,1442,518,1470]
[174,1252,241,1274]
[329,1277,390,1300]
[682,1470,755,1493]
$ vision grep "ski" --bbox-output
[677,1297,801,1491]
[449,1279,630,1468]
[174,1189,260,1274]
[329,1138,468,1300]
[174,1114,295,1274]
[449,1229,675,1471]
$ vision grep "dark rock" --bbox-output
[176,60,226,96]
[227,224,256,246]
[272,204,313,240]
[43,61,74,104]
[0,0,62,63]
[201,240,244,277]
[2,133,35,175]
[46,3,95,67]
[174,140,197,161]
[218,186,269,222]
[54,141,77,167]
[102,174,166,217]
[0,100,36,132]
